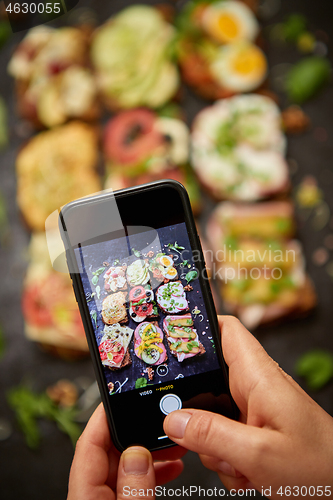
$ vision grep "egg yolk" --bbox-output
[161,257,171,266]
[217,13,239,42]
[232,46,266,76]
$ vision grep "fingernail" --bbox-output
[217,460,243,478]
[166,411,192,439]
[123,448,150,475]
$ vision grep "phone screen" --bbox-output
[66,183,235,450]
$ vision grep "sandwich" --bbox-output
[176,0,266,100]
[156,281,189,314]
[16,121,100,231]
[8,26,99,128]
[134,322,167,365]
[91,5,179,110]
[129,285,158,323]
[98,323,133,369]
[206,201,317,329]
[191,94,289,202]
[163,314,205,362]
[103,108,201,214]
[104,265,127,293]
[101,292,128,325]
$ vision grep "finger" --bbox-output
[199,454,244,478]
[152,445,187,462]
[218,316,288,414]
[117,446,155,500]
[154,460,184,484]
[216,472,256,494]
[68,404,117,500]
[163,408,274,475]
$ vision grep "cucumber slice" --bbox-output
[142,347,160,365]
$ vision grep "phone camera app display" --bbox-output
[75,222,221,397]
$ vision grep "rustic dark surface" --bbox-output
[0,0,333,499]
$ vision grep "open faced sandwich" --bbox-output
[103,108,200,213]
[101,291,128,325]
[104,265,127,292]
[99,323,133,369]
[156,281,189,314]
[8,26,99,128]
[91,5,179,109]
[176,0,266,100]
[191,94,289,201]
[163,314,205,362]
[134,322,167,365]
[16,121,100,231]
[206,201,316,329]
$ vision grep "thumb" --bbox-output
[163,409,273,475]
[116,447,155,500]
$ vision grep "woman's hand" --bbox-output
[163,316,333,498]
[68,403,186,500]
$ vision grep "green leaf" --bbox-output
[135,377,148,389]
[156,103,182,119]
[0,21,11,50]
[92,275,99,286]
[167,242,185,253]
[91,311,97,328]
[185,270,198,284]
[282,13,307,42]
[53,408,81,446]
[95,286,101,299]
[296,350,333,390]
[132,248,141,258]
[286,57,331,103]
[7,385,81,449]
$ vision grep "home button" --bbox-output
[159,394,182,415]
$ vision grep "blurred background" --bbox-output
[0,0,333,498]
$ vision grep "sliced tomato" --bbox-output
[129,286,146,302]
[104,108,163,165]
[99,340,124,363]
[134,303,154,317]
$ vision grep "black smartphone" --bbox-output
[59,180,237,451]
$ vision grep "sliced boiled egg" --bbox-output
[202,1,259,45]
[162,266,178,280]
[157,255,174,267]
[211,41,267,93]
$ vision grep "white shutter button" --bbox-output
[159,394,182,415]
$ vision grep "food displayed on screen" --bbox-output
[99,324,134,369]
[163,314,206,362]
[75,223,221,394]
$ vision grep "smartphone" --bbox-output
[59,180,237,451]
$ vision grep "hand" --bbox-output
[68,403,186,500]
[163,316,333,498]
